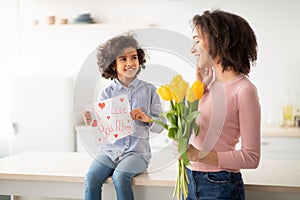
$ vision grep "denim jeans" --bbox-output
[186,168,245,200]
[84,154,148,200]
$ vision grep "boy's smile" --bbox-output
[115,47,139,86]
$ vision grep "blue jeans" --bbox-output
[84,154,148,200]
[186,168,245,200]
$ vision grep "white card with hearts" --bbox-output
[87,95,134,144]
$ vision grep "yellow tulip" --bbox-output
[153,74,202,200]
[157,86,173,101]
[169,75,182,88]
[192,80,204,100]
[186,87,197,102]
[169,87,180,102]
[168,75,189,103]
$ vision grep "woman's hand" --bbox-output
[173,141,202,162]
[187,145,219,166]
[186,145,201,162]
[196,66,213,88]
[130,108,151,123]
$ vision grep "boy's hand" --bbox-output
[82,111,92,126]
[130,108,151,123]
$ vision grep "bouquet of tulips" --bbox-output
[153,75,204,200]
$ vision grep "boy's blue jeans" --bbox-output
[84,154,148,200]
[186,168,245,200]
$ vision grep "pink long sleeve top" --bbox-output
[190,74,261,172]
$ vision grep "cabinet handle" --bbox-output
[261,142,269,146]
[12,122,18,134]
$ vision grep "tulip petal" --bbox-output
[192,80,204,100]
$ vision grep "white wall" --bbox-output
[0,0,18,141]
[17,0,300,123]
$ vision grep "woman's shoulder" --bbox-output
[223,75,258,99]
[234,75,259,100]
[238,75,258,91]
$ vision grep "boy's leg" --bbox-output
[85,154,116,200]
[112,155,148,200]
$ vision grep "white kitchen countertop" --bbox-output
[261,124,300,137]
[76,123,300,138]
[0,151,299,195]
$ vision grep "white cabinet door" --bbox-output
[10,76,74,153]
[261,136,300,160]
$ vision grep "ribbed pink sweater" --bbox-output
[190,74,261,172]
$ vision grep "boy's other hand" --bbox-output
[82,111,92,126]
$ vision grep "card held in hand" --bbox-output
[86,95,134,144]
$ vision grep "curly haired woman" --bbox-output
[185,10,261,200]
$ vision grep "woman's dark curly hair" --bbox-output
[96,32,146,79]
[192,10,257,75]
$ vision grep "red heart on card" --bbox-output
[107,116,110,120]
[120,98,124,102]
[98,103,105,109]
[114,134,118,138]
[92,120,97,127]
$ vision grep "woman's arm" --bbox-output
[217,85,261,169]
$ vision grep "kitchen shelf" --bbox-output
[21,23,153,32]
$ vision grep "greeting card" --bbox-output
[86,95,133,144]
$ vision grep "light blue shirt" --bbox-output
[99,77,166,163]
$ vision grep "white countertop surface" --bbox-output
[262,124,300,137]
[0,151,299,192]
[76,124,300,138]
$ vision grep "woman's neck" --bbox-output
[214,64,240,83]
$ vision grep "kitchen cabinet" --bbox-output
[261,136,300,160]
[261,124,300,160]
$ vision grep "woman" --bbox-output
[185,10,261,200]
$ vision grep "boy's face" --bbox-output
[115,47,139,81]
[191,27,213,69]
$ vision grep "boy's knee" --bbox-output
[86,170,104,186]
[85,171,96,185]
[112,171,132,185]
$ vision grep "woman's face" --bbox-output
[191,27,213,69]
[115,47,139,81]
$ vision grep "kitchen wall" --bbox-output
[17,0,300,123]
[1,1,300,200]
[0,0,18,142]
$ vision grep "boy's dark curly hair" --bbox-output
[96,33,146,80]
[192,10,257,75]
